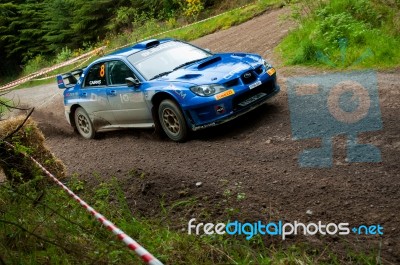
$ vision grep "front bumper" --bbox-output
[189,83,280,131]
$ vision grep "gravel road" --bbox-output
[4,7,400,263]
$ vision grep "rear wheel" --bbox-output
[158,99,188,142]
[74,107,96,139]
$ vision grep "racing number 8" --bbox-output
[99,64,105,78]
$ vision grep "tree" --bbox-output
[0,1,22,77]
[0,0,186,80]
[70,0,118,44]
[42,0,77,51]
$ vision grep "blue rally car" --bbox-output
[57,38,280,142]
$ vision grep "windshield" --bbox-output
[128,41,211,80]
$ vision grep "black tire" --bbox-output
[74,107,96,139]
[158,99,188,142]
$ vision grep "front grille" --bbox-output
[255,65,264,75]
[232,79,275,110]
[223,78,239,88]
[241,71,257,84]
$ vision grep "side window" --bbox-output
[108,61,135,85]
[84,63,106,87]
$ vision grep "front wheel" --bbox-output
[158,99,188,142]
[74,107,96,139]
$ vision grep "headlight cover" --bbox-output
[262,59,272,69]
[190,84,226,96]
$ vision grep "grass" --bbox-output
[5,0,400,90]
[0,173,380,264]
[8,0,282,90]
[0,96,15,119]
[276,0,400,69]
[157,0,282,41]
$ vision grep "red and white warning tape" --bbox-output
[31,54,95,82]
[1,3,253,91]
[3,141,164,265]
[0,47,105,92]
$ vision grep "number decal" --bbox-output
[99,64,105,78]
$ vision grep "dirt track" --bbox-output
[5,7,400,263]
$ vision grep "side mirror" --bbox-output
[126,77,141,87]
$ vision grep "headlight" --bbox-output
[190,84,225,96]
[262,59,272,69]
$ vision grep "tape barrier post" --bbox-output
[3,141,164,265]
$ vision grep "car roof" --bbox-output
[105,38,176,58]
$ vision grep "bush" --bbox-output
[22,55,51,75]
[0,116,66,183]
[55,47,73,64]
[183,0,204,20]
[278,0,400,68]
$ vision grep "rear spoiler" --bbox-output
[56,68,85,89]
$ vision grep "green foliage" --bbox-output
[0,0,281,81]
[4,0,282,89]
[0,97,13,119]
[42,0,77,51]
[183,0,204,20]
[0,174,380,264]
[0,0,49,64]
[106,6,139,32]
[156,0,282,41]
[277,0,400,68]
[22,54,52,76]
[55,47,73,64]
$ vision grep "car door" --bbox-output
[106,60,152,124]
[81,62,115,125]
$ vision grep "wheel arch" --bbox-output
[151,91,190,137]
[151,92,180,123]
[69,104,81,130]
[152,91,181,106]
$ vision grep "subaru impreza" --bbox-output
[57,38,279,141]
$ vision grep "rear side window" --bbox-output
[84,63,107,87]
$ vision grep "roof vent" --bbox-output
[146,40,160,48]
[132,39,160,50]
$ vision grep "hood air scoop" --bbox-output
[197,56,222,69]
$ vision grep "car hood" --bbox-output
[157,53,263,84]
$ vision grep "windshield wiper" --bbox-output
[150,58,207,80]
[150,71,173,80]
[173,59,205,71]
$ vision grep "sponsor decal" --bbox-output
[169,84,187,99]
[215,89,235,100]
[120,93,144,103]
[224,66,248,79]
[215,104,226,115]
[90,93,108,106]
[141,42,177,57]
[238,93,266,107]
[249,80,262,90]
[195,122,217,129]
[89,80,102,86]
[65,92,78,97]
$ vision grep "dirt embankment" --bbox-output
[5,7,400,263]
